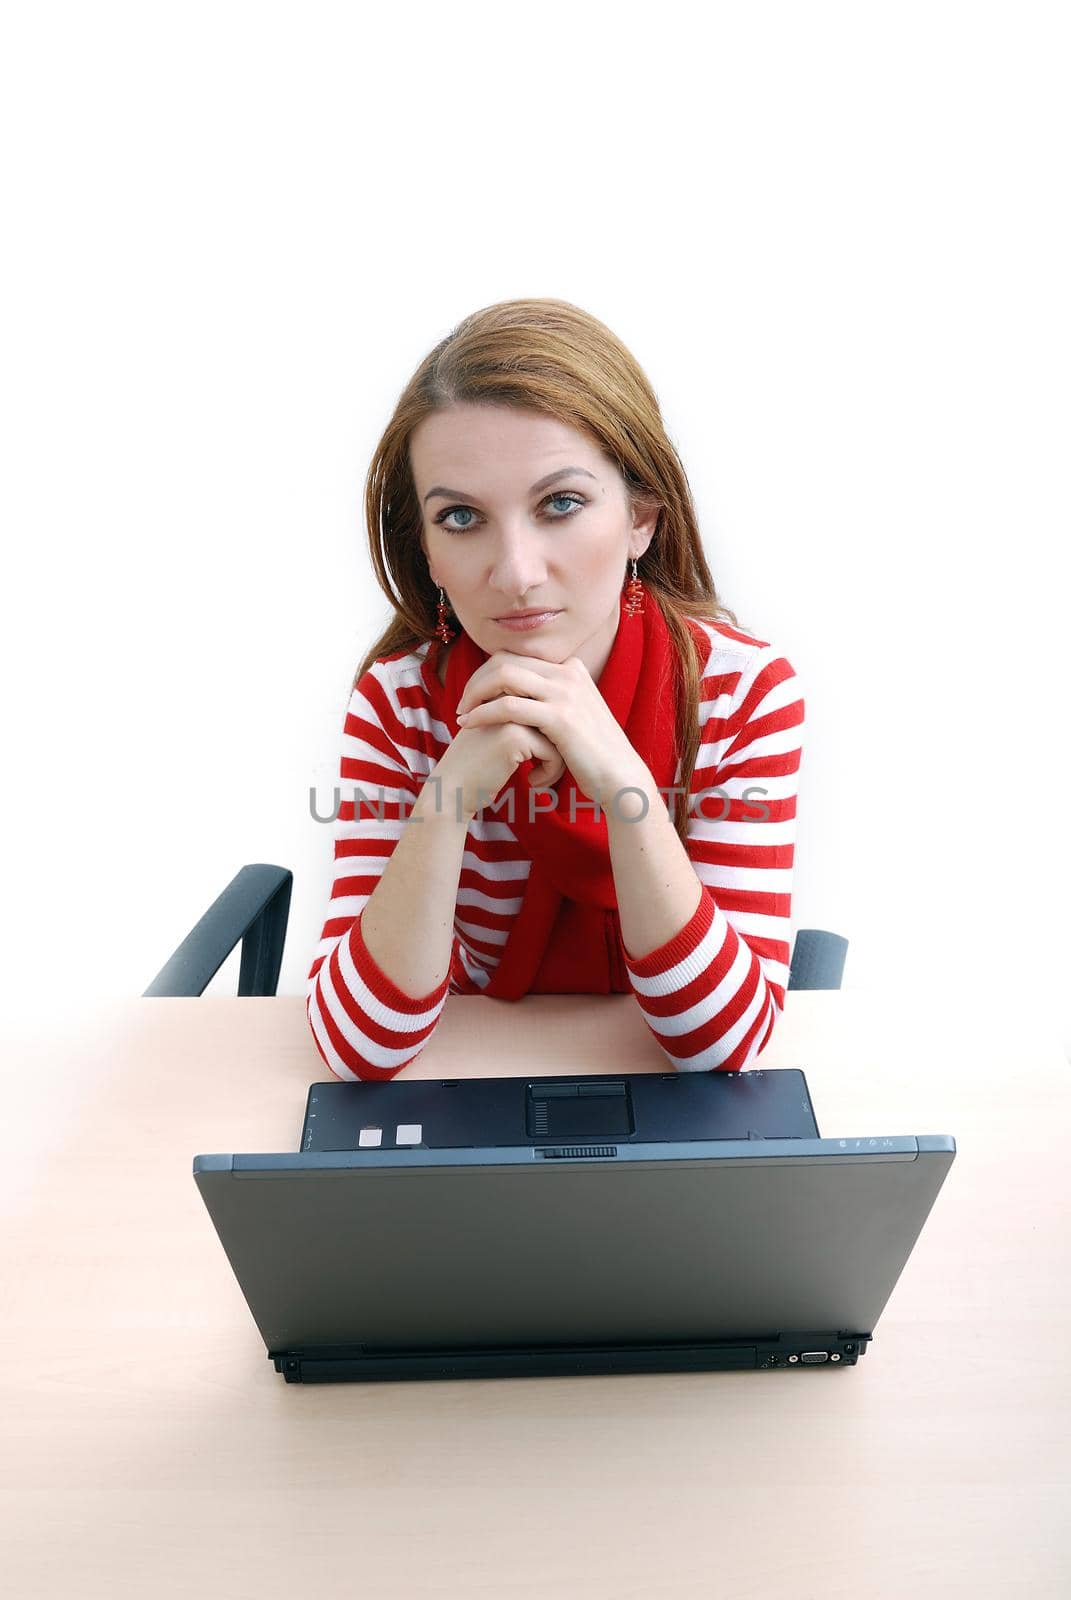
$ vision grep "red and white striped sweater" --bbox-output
[306,617,804,1080]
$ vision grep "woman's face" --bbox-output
[412,403,658,679]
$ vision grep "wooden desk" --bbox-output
[2,991,1069,1598]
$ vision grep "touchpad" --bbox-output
[525,1079,635,1141]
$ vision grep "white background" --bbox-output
[2,1,1068,1047]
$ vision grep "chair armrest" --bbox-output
[787,928,849,991]
[143,864,293,996]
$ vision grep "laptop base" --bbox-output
[271,1332,871,1383]
[299,1070,821,1154]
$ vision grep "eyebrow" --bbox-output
[422,466,598,507]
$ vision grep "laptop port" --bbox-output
[800,1351,829,1364]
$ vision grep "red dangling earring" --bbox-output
[435,586,455,644]
[624,557,646,618]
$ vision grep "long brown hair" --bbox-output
[354,297,742,845]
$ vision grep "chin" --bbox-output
[495,637,568,663]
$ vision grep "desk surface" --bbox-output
[2,990,1069,1598]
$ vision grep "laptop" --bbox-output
[192,1069,956,1383]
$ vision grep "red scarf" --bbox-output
[426,589,700,1000]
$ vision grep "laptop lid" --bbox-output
[192,1133,955,1382]
[298,1068,821,1154]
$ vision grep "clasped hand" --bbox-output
[454,651,648,807]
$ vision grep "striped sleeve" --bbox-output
[305,663,457,1081]
[622,640,804,1073]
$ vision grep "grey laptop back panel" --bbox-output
[192,1135,955,1379]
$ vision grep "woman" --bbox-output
[306,298,804,1080]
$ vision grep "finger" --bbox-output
[518,725,564,787]
[456,663,554,717]
[456,694,549,728]
[480,721,562,789]
[529,753,566,790]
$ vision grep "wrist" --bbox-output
[604,761,658,818]
[414,776,472,829]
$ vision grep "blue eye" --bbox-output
[433,491,587,535]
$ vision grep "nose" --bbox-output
[488,523,549,603]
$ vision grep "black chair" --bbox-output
[144,862,848,999]
[786,927,849,991]
[143,864,293,997]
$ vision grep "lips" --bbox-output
[494,609,560,620]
